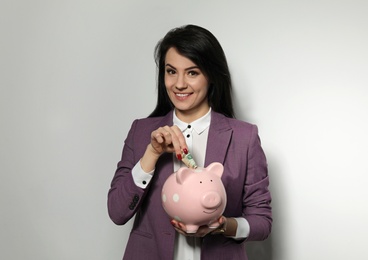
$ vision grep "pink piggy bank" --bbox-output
[161,162,227,233]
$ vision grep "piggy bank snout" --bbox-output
[201,191,222,209]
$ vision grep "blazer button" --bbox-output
[133,195,139,203]
[129,203,134,210]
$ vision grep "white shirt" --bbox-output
[132,109,250,260]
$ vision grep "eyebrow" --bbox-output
[165,63,200,71]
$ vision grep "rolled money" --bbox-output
[181,151,198,169]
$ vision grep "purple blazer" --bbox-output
[108,110,272,260]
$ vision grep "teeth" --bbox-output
[176,93,189,97]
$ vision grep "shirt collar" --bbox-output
[173,108,211,135]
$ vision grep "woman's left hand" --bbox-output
[171,216,226,237]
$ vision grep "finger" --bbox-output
[177,222,188,233]
[161,126,181,155]
[198,226,213,237]
[170,125,188,154]
[152,125,186,156]
[171,220,190,236]
[151,129,165,144]
[174,227,187,236]
[151,127,175,154]
[161,127,174,147]
[218,216,226,225]
[171,219,179,229]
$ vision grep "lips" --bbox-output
[174,92,192,100]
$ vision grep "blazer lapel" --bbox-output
[205,111,233,166]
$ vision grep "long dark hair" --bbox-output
[149,24,235,118]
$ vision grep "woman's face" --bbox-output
[164,47,210,122]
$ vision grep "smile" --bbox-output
[203,208,218,214]
[175,93,191,97]
[174,92,192,101]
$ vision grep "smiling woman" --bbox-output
[164,47,210,123]
[150,25,235,119]
[107,24,272,260]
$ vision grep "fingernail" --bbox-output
[177,154,182,160]
[183,148,188,154]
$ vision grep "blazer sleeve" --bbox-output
[107,119,146,225]
[243,125,272,241]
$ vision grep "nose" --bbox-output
[201,191,221,209]
[175,74,187,90]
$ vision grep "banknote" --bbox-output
[181,151,198,169]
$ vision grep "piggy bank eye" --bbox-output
[210,180,213,182]
[200,181,202,184]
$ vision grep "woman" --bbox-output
[108,25,272,260]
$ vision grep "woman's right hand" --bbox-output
[140,125,187,172]
[150,125,187,157]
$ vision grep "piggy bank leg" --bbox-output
[185,224,200,234]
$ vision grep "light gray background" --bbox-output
[1,0,367,259]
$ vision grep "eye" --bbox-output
[188,70,199,76]
[166,69,176,75]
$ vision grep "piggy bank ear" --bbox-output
[206,162,224,178]
[176,167,193,185]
